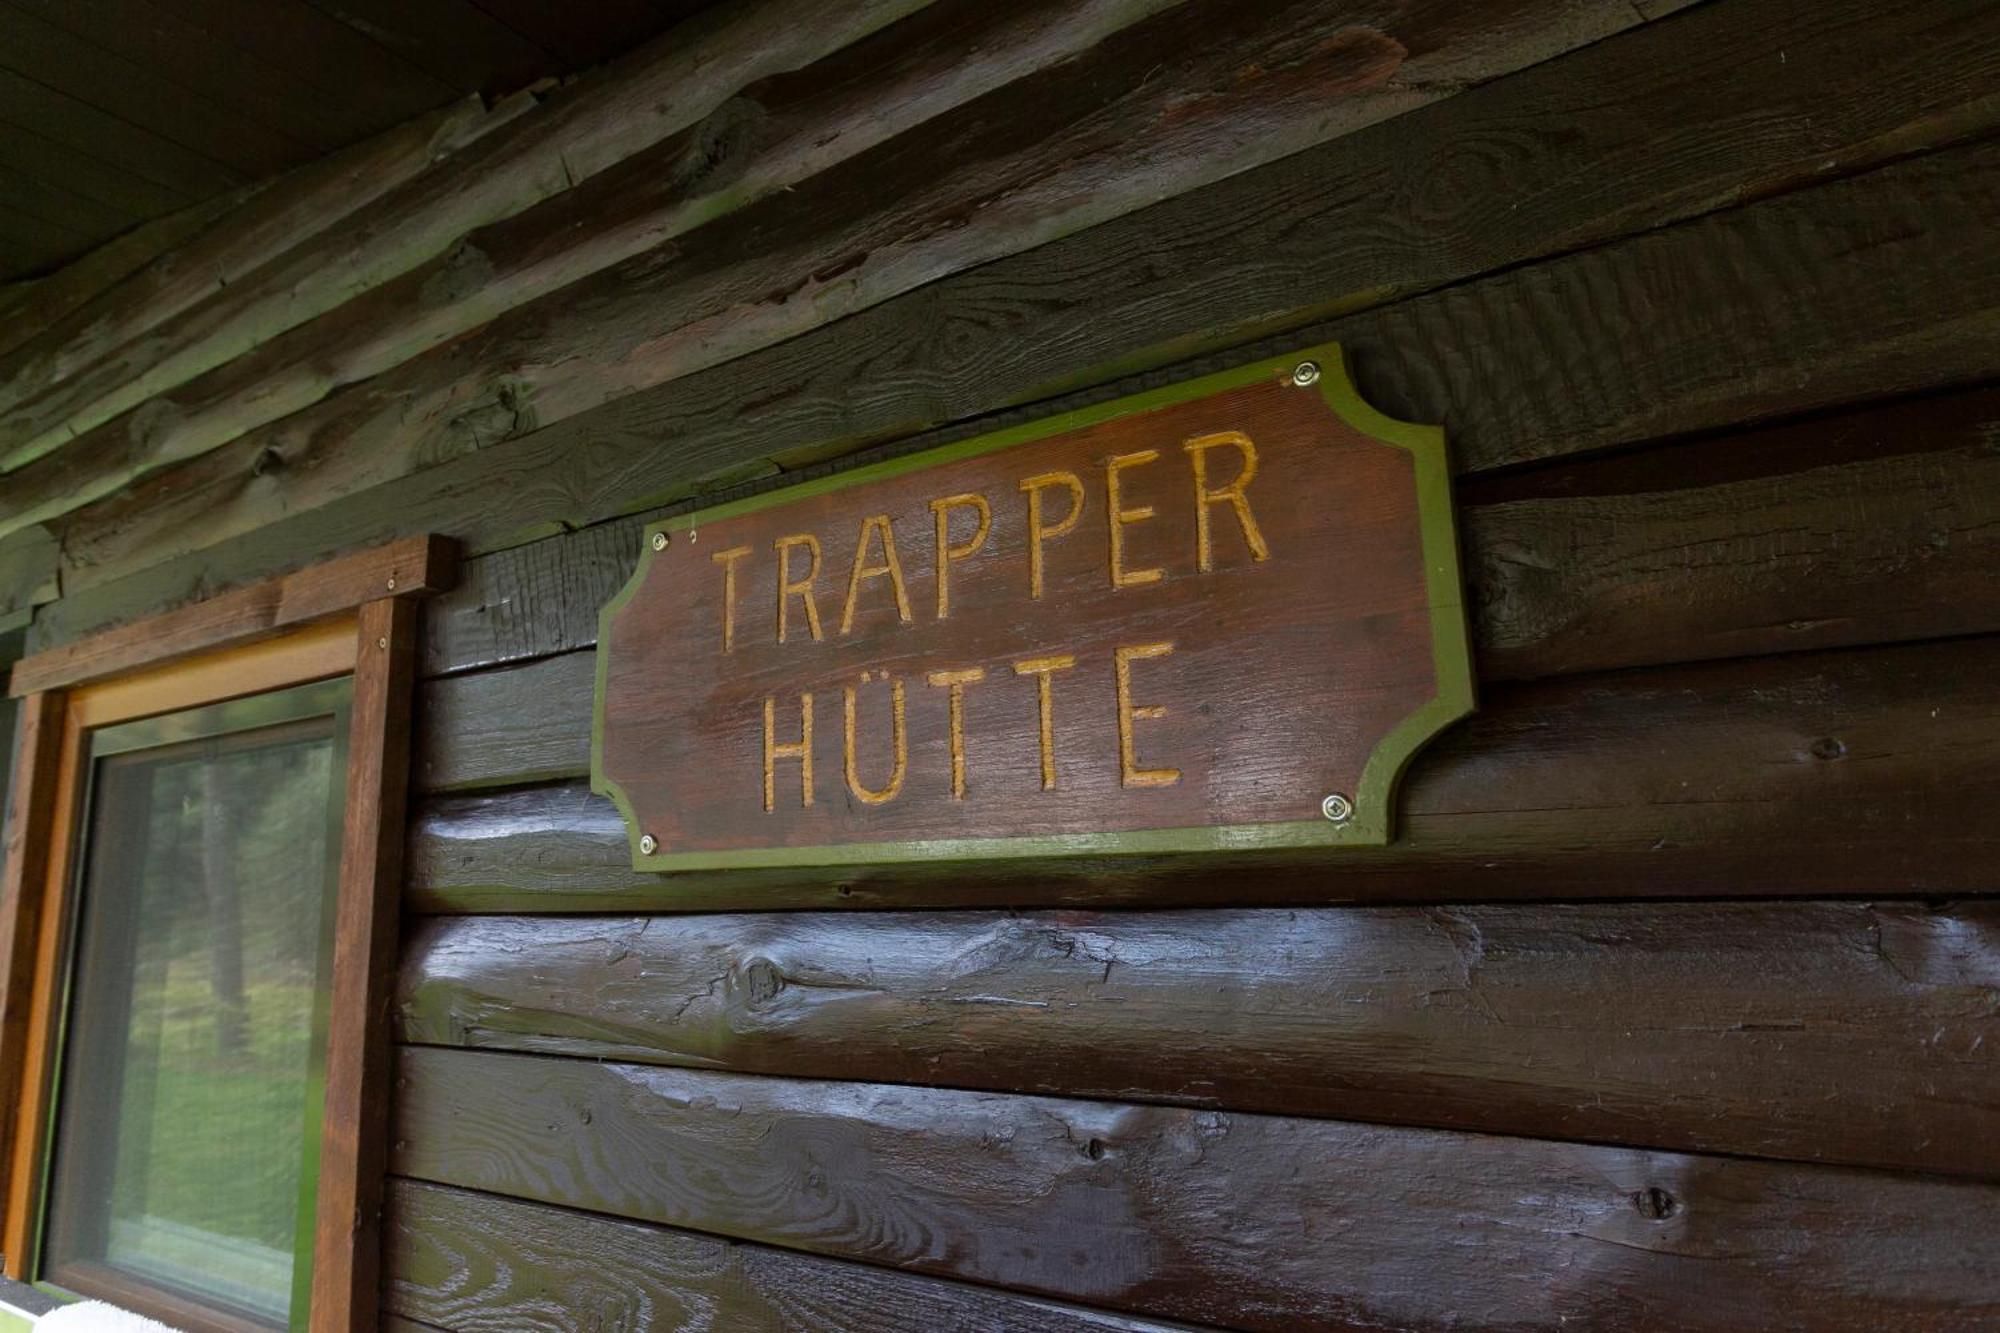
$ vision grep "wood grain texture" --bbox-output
[0,94,500,471]
[0,692,63,1256]
[9,0,1200,550]
[40,0,1660,591]
[387,1179,1218,1332]
[397,899,2000,1180]
[394,1046,2000,1331]
[409,633,2000,908]
[8,535,454,697]
[0,0,933,494]
[417,382,2000,682]
[312,601,421,1332]
[33,0,2000,650]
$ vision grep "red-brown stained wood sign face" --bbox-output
[593,345,1472,869]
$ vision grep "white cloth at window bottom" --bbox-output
[35,1302,179,1332]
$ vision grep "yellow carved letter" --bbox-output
[1012,654,1076,790]
[1019,471,1084,599]
[1114,642,1180,788]
[1184,431,1270,571]
[843,672,907,805]
[773,534,823,643]
[926,668,986,799]
[762,692,814,811]
[1105,450,1165,588]
[840,514,913,635]
[929,493,991,619]
[711,544,752,651]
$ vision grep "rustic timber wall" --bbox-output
[6,0,2000,1328]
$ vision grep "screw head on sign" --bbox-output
[386,576,397,591]
[1321,792,1353,823]
[651,531,669,552]
[639,834,659,855]
[1291,361,1321,388]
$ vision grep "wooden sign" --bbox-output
[593,344,1472,870]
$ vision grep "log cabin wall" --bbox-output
[6,0,2000,1327]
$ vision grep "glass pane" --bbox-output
[43,696,344,1329]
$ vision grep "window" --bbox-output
[41,683,349,1328]
[0,536,452,1333]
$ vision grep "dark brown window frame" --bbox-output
[0,535,456,1333]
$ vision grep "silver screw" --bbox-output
[1291,361,1321,388]
[1321,792,1353,823]
[376,636,388,650]
[385,575,397,591]
[650,531,669,552]
[639,834,658,855]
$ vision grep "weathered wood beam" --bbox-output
[398,899,2000,1181]
[36,0,2000,648]
[388,1179,1219,1333]
[393,1046,2000,1331]
[0,185,253,363]
[0,0,935,476]
[0,94,504,465]
[26,0,1670,574]
[406,634,2000,907]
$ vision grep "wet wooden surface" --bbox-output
[398,898,2000,1179]
[393,1046,2000,1332]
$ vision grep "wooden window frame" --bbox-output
[0,536,455,1333]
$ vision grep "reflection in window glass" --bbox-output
[44,699,343,1329]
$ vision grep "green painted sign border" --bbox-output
[592,341,1475,871]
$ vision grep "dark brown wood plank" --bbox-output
[408,633,2000,907]
[0,185,251,361]
[0,2,310,175]
[161,0,453,129]
[388,1178,1218,1332]
[0,0,929,480]
[0,209,86,284]
[39,0,2000,646]
[393,1046,2000,1331]
[398,899,2000,1181]
[6,0,379,151]
[305,0,555,97]
[0,122,189,219]
[7,534,456,696]
[467,0,672,69]
[312,600,420,1333]
[0,94,499,474]
[416,383,2000,681]
[0,68,241,200]
[0,162,135,237]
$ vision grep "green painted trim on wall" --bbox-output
[593,340,1475,872]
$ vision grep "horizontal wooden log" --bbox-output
[394,1046,2000,1330]
[409,634,2000,907]
[38,0,2000,651]
[0,185,253,363]
[40,0,1655,587]
[0,94,504,468]
[7,534,456,696]
[6,0,1211,553]
[0,0,931,476]
[398,899,2000,1180]
[388,1179,1216,1332]
[413,381,2000,680]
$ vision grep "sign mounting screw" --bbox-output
[1321,792,1353,823]
[639,834,658,855]
[651,531,669,552]
[1291,361,1321,388]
